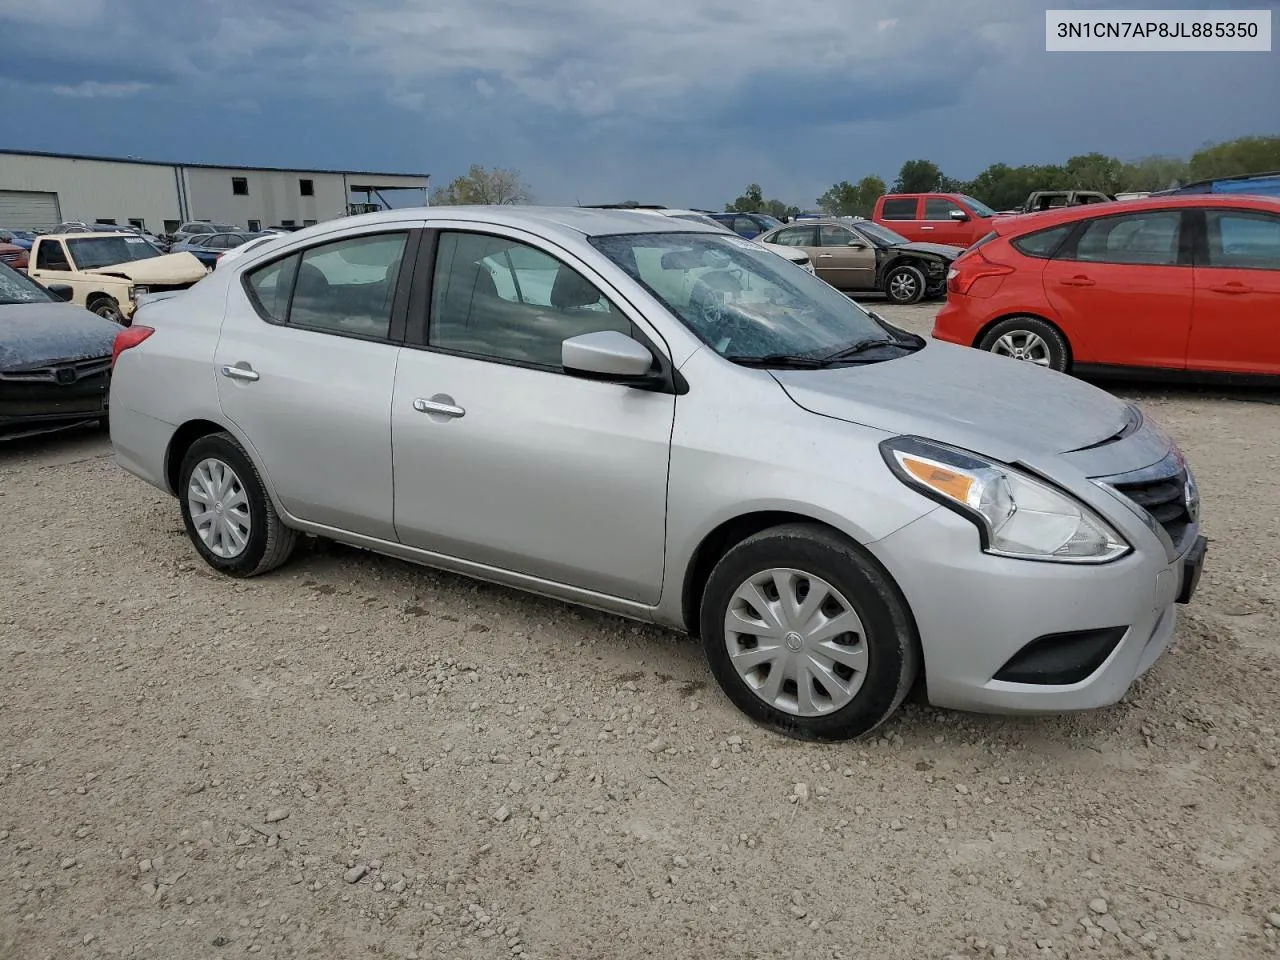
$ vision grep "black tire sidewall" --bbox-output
[91,298,121,323]
[979,316,1070,372]
[885,264,925,304]
[178,434,274,576]
[699,526,916,741]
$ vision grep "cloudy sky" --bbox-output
[0,0,1276,209]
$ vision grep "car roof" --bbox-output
[40,232,136,240]
[317,205,726,240]
[991,193,1280,235]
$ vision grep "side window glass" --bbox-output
[1206,212,1280,270]
[1011,225,1072,259]
[1071,212,1181,266]
[36,241,70,270]
[820,225,855,247]
[430,232,631,369]
[880,198,918,220]
[246,254,299,323]
[924,198,962,221]
[288,233,407,338]
[773,227,815,247]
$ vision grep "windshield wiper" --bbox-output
[725,353,831,369]
[820,338,902,362]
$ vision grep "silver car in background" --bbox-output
[109,207,1206,740]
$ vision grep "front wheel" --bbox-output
[699,523,919,741]
[977,316,1070,372]
[884,264,926,304]
[89,297,124,324]
[178,432,298,577]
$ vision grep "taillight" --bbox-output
[111,325,154,368]
[947,249,1014,296]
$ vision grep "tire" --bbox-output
[699,522,919,742]
[884,264,926,305]
[977,315,1070,373]
[177,431,298,577]
[88,296,124,324]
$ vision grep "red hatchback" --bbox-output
[933,195,1280,380]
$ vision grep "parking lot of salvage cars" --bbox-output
[2,303,1278,960]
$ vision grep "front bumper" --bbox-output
[867,506,1205,715]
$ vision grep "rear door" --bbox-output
[214,227,417,540]
[1042,209,1192,370]
[876,196,925,241]
[1187,207,1280,375]
[816,223,876,290]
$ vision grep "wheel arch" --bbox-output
[973,312,1074,364]
[164,419,228,495]
[679,510,920,651]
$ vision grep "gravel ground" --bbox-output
[2,303,1279,960]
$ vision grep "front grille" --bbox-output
[0,252,21,264]
[1111,466,1191,547]
[0,355,111,384]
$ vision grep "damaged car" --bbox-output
[25,232,207,324]
[1,262,118,439]
[758,218,963,303]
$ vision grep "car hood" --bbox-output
[85,251,207,283]
[0,302,119,368]
[893,241,965,259]
[772,339,1136,464]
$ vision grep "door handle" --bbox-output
[221,363,260,382]
[413,397,465,418]
[1210,283,1252,295]
[920,226,935,230]
[817,254,834,259]
[1059,276,1095,287]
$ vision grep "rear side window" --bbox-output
[880,198,918,220]
[246,254,299,322]
[772,226,816,246]
[1011,225,1072,259]
[1068,212,1182,266]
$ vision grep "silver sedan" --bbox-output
[108,207,1206,740]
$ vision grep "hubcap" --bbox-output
[992,330,1051,366]
[889,272,918,300]
[187,458,251,559]
[723,568,869,717]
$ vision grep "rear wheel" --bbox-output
[699,523,919,741]
[978,316,1070,372]
[884,264,926,304]
[178,432,298,577]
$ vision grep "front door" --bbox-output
[391,228,675,604]
[1188,207,1280,376]
[1042,209,1192,370]
[816,224,877,290]
[214,228,414,540]
[921,197,971,247]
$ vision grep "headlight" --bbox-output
[880,436,1130,563]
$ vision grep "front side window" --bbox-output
[36,240,71,270]
[957,195,997,218]
[852,221,907,246]
[924,198,963,221]
[880,197,918,220]
[591,231,887,360]
[1070,211,1182,266]
[819,224,856,247]
[1205,210,1280,270]
[429,232,631,368]
[288,233,408,338]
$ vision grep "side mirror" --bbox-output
[949,209,969,221]
[847,240,868,248]
[47,284,75,302]
[562,330,655,383]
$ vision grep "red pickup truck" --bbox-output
[872,192,1004,248]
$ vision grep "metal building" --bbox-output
[0,149,430,234]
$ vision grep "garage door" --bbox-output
[0,190,61,231]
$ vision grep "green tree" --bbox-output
[893,159,945,193]
[1187,135,1280,181]
[1118,155,1190,192]
[431,165,533,205]
[964,163,1066,211]
[817,175,886,217]
[725,183,765,212]
[1061,152,1126,193]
